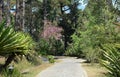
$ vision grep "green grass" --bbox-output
[14,58,33,72]
[21,58,60,77]
[14,57,53,77]
[0,56,53,77]
[82,63,107,77]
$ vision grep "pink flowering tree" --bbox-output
[41,20,63,40]
[39,20,64,55]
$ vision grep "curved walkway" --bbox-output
[36,57,88,77]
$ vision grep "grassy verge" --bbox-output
[0,57,54,77]
[22,63,52,77]
[22,58,61,77]
[82,63,107,77]
[14,57,54,77]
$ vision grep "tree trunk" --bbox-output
[6,0,11,26]
[0,0,3,22]
[0,0,4,22]
[22,0,25,31]
[2,53,16,68]
[43,0,48,38]
[59,2,67,50]
[43,0,47,21]
[15,0,19,30]
[15,0,23,31]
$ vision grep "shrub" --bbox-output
[37,38,52,55]
[65,34,83,57]
[47,55,55,63]
[25,53,41,66]
[100,44,120,77]
[37,37,64,56]
[0,20,34,68]
[38,20,64,56]
[1,67,22,77]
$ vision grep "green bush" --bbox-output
[37,38,51,55]
[25,53,41,66]
[53,40,64,55]
[65,34,83,57]
[47,55,55,63]
[100,44,120,77]
[37,38,64,56]
[1,67,22,77]
[66,25,116,63]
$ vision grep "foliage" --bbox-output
[100,44,120,77]
[38,21,64,55]
[0,21,34,55]
[25,0,43,40]
[37,38,52,56]
[37,37,64,56]
[59,0,81,49]
[66,22,118,62]
[79,25,113,62]
[66,26,103,62]
[47,55,55,63]
[53,39,64,55]
[25,52,41,66]
[65,33,83,57]
[0,21,34,68]
[1,67,22,77]
[41,21,63,40]
[65,0,119,63]
[1,1,120,77]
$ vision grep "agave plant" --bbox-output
[0,21,34,68]
[100,44,120,77]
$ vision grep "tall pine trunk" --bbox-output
[43,0,47,21]
[59,2,67,50]
[0,0,4,22]
[15,0,22,30]
[0,1,2,22]
[2,53,16,68]
[6,0,11,26]
[43,0,47,37]
[22,0,25,31]
[15,0,19,30]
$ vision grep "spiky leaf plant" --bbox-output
[100,44,120,77]
[0,21,34,68]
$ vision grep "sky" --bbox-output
[112,0,117,7]
[112,0,120,10]
[64,0,87,14]
[77,0,87,10]
[77,3,87,11]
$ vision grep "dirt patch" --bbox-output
[82,63,107,77]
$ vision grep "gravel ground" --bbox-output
[36,57,88,77]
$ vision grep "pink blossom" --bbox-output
[41,20,63,40]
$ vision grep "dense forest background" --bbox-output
[0,0,120,77]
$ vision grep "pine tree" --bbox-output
[0,0,4,22]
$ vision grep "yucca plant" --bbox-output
[0,21,34,68]
[100,44,120,77]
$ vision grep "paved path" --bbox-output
[36,57,88,77]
